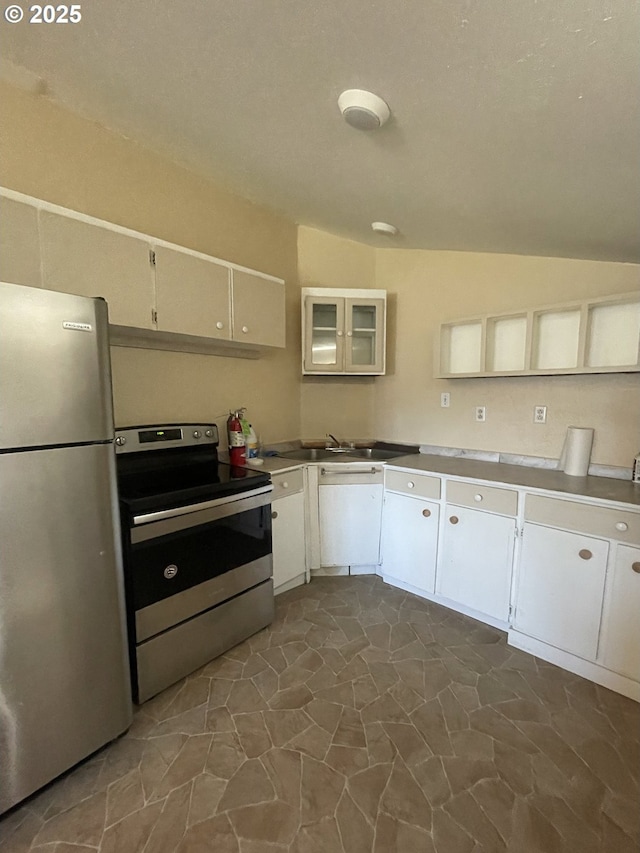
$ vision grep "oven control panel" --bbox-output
[114,423,219,453]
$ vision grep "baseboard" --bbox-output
[274,573,307,595]
[508,630,640,703]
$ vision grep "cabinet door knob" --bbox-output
[422,508,431,518]
[271,510,278,519]
[216,321,224,330]
[407,481,415,489]
[242,325,249,334]
[579,549,592,560]
[474,494,483,502]
[347,331,353,337]
[632,562,640,574]
[615,522,628,532]
[337,330,344,337]
[449,515,459,524]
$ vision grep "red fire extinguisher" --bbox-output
[227,409,246,466]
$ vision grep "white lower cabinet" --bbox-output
[381,491,439,594]
[437,505,516,623]
[271,469,306,594]
[318,466,384,569]
[598,544,640,680]
[513,523,609,660]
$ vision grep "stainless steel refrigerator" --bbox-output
[0,281,132,815]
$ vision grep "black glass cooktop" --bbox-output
[116,446,270,515]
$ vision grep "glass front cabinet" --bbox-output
[302,288,387,375]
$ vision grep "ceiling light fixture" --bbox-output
[338,89,391,130]
[371,221,398,236]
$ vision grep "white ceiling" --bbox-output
[2,0,639,262]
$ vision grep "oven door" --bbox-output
[129,486,272,641]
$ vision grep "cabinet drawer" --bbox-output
[385,469,441,500]
[271,468,304,500]
[525,494,640,545]
[447,480,518,517]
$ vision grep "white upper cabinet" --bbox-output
[0,196,42,288]
[1,188,285,355]
[39,212,155,329]
[154,247,232,340]
[438,292,640,378]
[302,288,386,375]
[232,269,285,348]
[154,251,285,348]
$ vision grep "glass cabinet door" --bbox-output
[304,297,345,372]
[345,298,385,373]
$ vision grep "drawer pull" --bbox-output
[474,493,483,502]
[579,549,592,560]
[632,562,640,574]
[449,515,459,525]
[422,508,431,518]
[271,510,278,519]
[281,481,289,489]
[615,522,629,532]
[407,481,415,489]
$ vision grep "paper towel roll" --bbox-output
[560,426,594,477]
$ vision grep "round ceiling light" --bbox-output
[371,221,398,236]
[338,89,391,130]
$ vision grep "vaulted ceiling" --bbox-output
[2,0,639,261]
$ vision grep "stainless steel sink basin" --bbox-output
[345,448,405,460]
[277,448,348,461]
[277,447,406,462]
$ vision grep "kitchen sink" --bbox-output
[277,447,406,462]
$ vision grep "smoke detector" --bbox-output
[338,89,390,130]
[371,221,398,236]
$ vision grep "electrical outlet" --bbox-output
[475,406,486,422]
[534,405,547,424]
[441,392,450,408]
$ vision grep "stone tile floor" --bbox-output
[1,576,638,852]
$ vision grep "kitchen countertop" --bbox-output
[242,457,305,474]
[237,448,640,507]
[388,454,640,508]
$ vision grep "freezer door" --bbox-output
[0,281,114,449]
[0,443,132,814]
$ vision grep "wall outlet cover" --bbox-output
[534,405,547,423]
[475,406,486,422]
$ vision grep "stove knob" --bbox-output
[192,430,202,439]
[115,436,126,446]
[205,429,214,438]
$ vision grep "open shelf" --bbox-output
[437,292,640,378]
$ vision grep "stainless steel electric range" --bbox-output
[115,423,273,703]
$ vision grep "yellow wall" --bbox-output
[374,250,640,467]
[2,82,638,467]
[0,82,301,444]
[297,227,377,441]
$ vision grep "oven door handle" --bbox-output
[132,484,273,526]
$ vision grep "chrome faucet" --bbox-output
[326,433,341,448]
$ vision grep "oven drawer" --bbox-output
[136,579,274,703]
[135,555,272,642]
